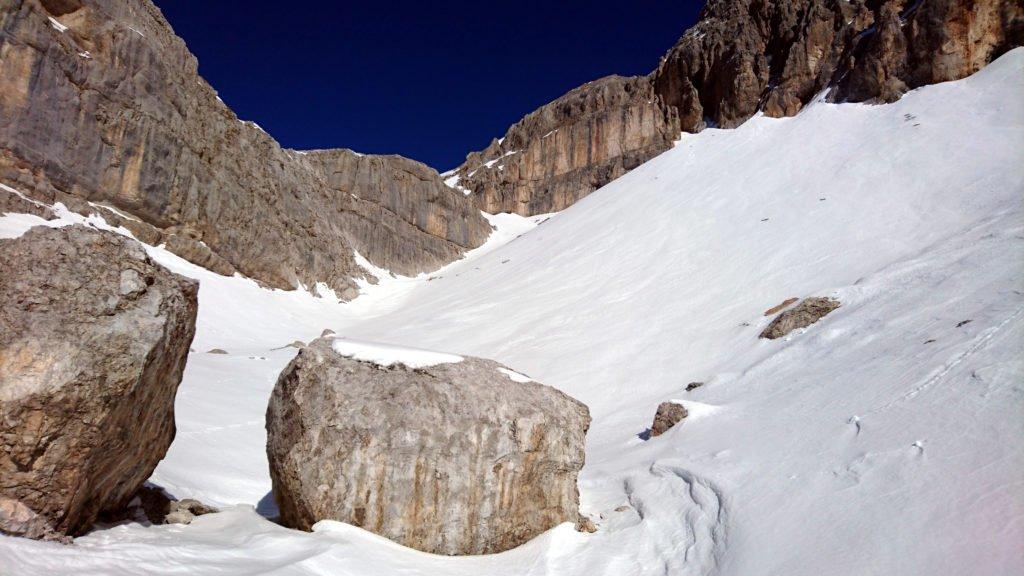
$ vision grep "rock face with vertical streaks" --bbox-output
[0,0,491,297]
[265,337,590,555]
[449,76,679,216]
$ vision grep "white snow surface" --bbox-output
[498,367,534,383]
[47,16,67,32]
[331,338,463,368]
[1,49,1023,575]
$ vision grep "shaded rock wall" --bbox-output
[451,76,679,216]
[653,0,1024,130]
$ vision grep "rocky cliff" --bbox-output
[0,0,491,297]
[452,0,1023,215]
[448,76,679,216]
[652,0,1024,130]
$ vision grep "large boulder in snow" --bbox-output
[0,225,198,540]
[266,337,591,555]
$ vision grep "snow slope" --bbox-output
[1,48,1022,576]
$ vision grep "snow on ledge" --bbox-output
[48,17,68,33]
[497,367,533,383]
[330,338,463,369]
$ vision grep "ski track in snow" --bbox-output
[0,49,1022,576]
[868,304,1024,416]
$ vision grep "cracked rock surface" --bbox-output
[0,225,197,540]
[266,338,591,555]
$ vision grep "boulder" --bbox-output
[760,297,841,340]
[266,338,590,555]
[651,402,688,437]
[0,225,197,540]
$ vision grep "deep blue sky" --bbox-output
[157,1,703,170]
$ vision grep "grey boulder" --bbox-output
[0,225,197,540]
[266,338,591,555]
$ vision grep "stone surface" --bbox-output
[0,0,490,296]
[0,225,197,539]
[453,0,1022,216]
[449,76,679,216]
[764,297,799,316]
[760,297,841,340]
[266,338,591,555]
[654,0,1023,130]
[574,514,598,533]
[650,402,688,437]
[101,485,216,526]
[163,499,216,525]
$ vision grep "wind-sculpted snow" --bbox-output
[0,50,1021,575]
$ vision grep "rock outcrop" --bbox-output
[760,296,841,340]
[452,0,1023,215]
[0,0,491,297]
[0,225,197,540]
[448,76,679,215]
[266,338,591,555]
[650,402,688,437]
[652,0,1023,131]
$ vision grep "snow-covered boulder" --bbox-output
[265,337,590,555]
[0,225,197,540]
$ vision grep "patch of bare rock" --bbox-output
[266,337,591,555]
[0,225,197,540]
[651,402,688,437]
[760,297,841,340]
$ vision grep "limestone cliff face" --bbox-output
[0,0,491,296]
[449,76,679,216]
[455,0,1023,216]
[652,0,1024,130]
[299,149,487,274]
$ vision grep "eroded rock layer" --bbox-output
[0,0,491,296]
[0,225,197,540]
[266,338,591,555]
